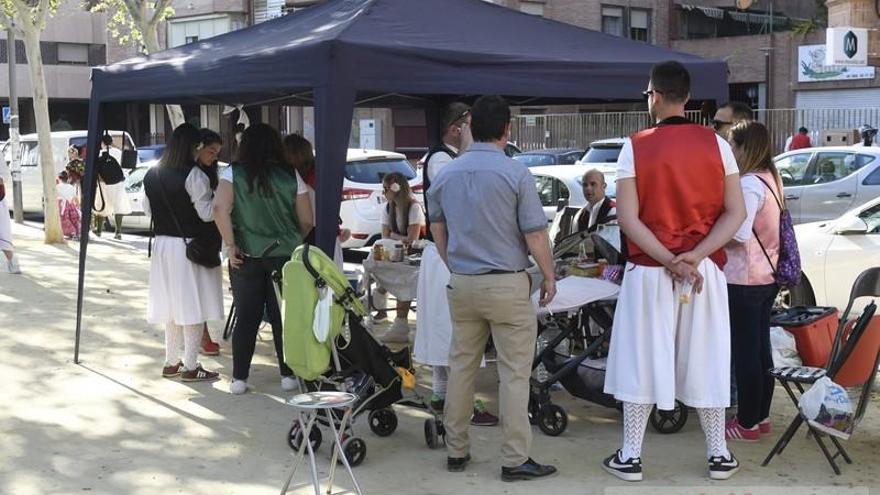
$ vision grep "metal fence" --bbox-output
[511,108,880,154]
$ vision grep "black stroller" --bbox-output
[528,232,690,437]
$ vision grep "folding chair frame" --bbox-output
[762,300,877,474]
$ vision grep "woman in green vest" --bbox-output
[213,123,314,395]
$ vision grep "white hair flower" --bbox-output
[390,183,401,193]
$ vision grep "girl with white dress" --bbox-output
[142,123,223,382]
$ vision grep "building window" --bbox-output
[185,36,199,44]
[602,6,624,37]
[630,9,650,42]
[519,1,543,16]
[57,43,89,65]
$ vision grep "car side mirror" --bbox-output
[121,149,138,170]
[835,216,869,235]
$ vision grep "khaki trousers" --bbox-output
[444,272,537,467]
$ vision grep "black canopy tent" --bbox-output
[74,0,728,362]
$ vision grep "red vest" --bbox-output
[789,133,811,150]
[627,123,727,269]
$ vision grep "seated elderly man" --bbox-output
[573,169,616,233]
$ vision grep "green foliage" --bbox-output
[1,0,61,30]
[89,0,174,47]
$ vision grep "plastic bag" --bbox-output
[798,376,855,439]
[770,326,802,368]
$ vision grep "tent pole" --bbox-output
[313,84,356,254]
[74,98,104,364]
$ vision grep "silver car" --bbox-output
[774,146,880,224]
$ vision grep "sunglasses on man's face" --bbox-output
[711,119,732,130]
[642,89,663,98]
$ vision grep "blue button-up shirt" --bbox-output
[426,142,547,275]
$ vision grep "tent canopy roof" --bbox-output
[92,0,728,106]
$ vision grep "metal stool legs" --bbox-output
[280,395,363,495]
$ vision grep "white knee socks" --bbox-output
[165,323,183,365]
[432,366,449,396]
[182,324,203,370]
[697,407,731,459]
[621,402,652,460]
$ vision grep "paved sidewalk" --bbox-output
[1,222,878,495]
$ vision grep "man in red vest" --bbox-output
[601,61,747,482]
[786,127,812,151]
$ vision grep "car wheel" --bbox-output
[775,274,816,309]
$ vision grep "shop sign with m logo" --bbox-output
[826,27,868,66]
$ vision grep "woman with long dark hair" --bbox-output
[142,123,222,382]
[194,128,224,356]
[214,123,313,395]
[724,121,783,441]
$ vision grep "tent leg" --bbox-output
[75,100,104,364]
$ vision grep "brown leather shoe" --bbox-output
[162,361,183,378]
[200,327,220,356]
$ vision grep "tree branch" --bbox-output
[149,0,172,27]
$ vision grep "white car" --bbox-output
[120,160,228,231]
[340,149,423,248]
[576,137,628,167]
[774,146,880,225]
[530,164,616,222]
[789,196,880,313]
[0,130,137,214]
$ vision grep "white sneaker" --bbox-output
[6,256,21,274]
[281,376,299,392]
[230,379,248,395]
[382,318,410,343]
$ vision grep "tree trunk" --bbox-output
[143,26,184,129]
[21,26,63,244]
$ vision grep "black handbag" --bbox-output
[154,169,221,268]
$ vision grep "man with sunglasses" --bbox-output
[711,101,753,138]
[602,61,746,482]
[423,102,472,241]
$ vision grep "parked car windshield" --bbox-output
[125,166,149,193]
[581,146,622,164]
[345,158,416,184]
[513,154,556,167]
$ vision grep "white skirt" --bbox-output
[414,244,453,366]
[147,235,224,326]
[0,198,12,251]
[604,259,731,410]
[94,182,132,216]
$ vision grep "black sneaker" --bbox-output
[601,450,642,482]
[708,453,740,480]
[447,454,470,472]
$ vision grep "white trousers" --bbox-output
[604,259,731,410]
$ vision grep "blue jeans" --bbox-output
[728,283,779,428]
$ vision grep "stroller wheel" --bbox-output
[424,418,444,449]
[287,420,322,452]
[650,400,689,434]
[368,408,398,437]
[528,396,540,425]
[340,437,367,467]
[537,404,568,437]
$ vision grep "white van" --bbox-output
[1,130,137,214]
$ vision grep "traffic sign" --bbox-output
[2,106,10,125]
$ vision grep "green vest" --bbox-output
[231,164,303,257]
